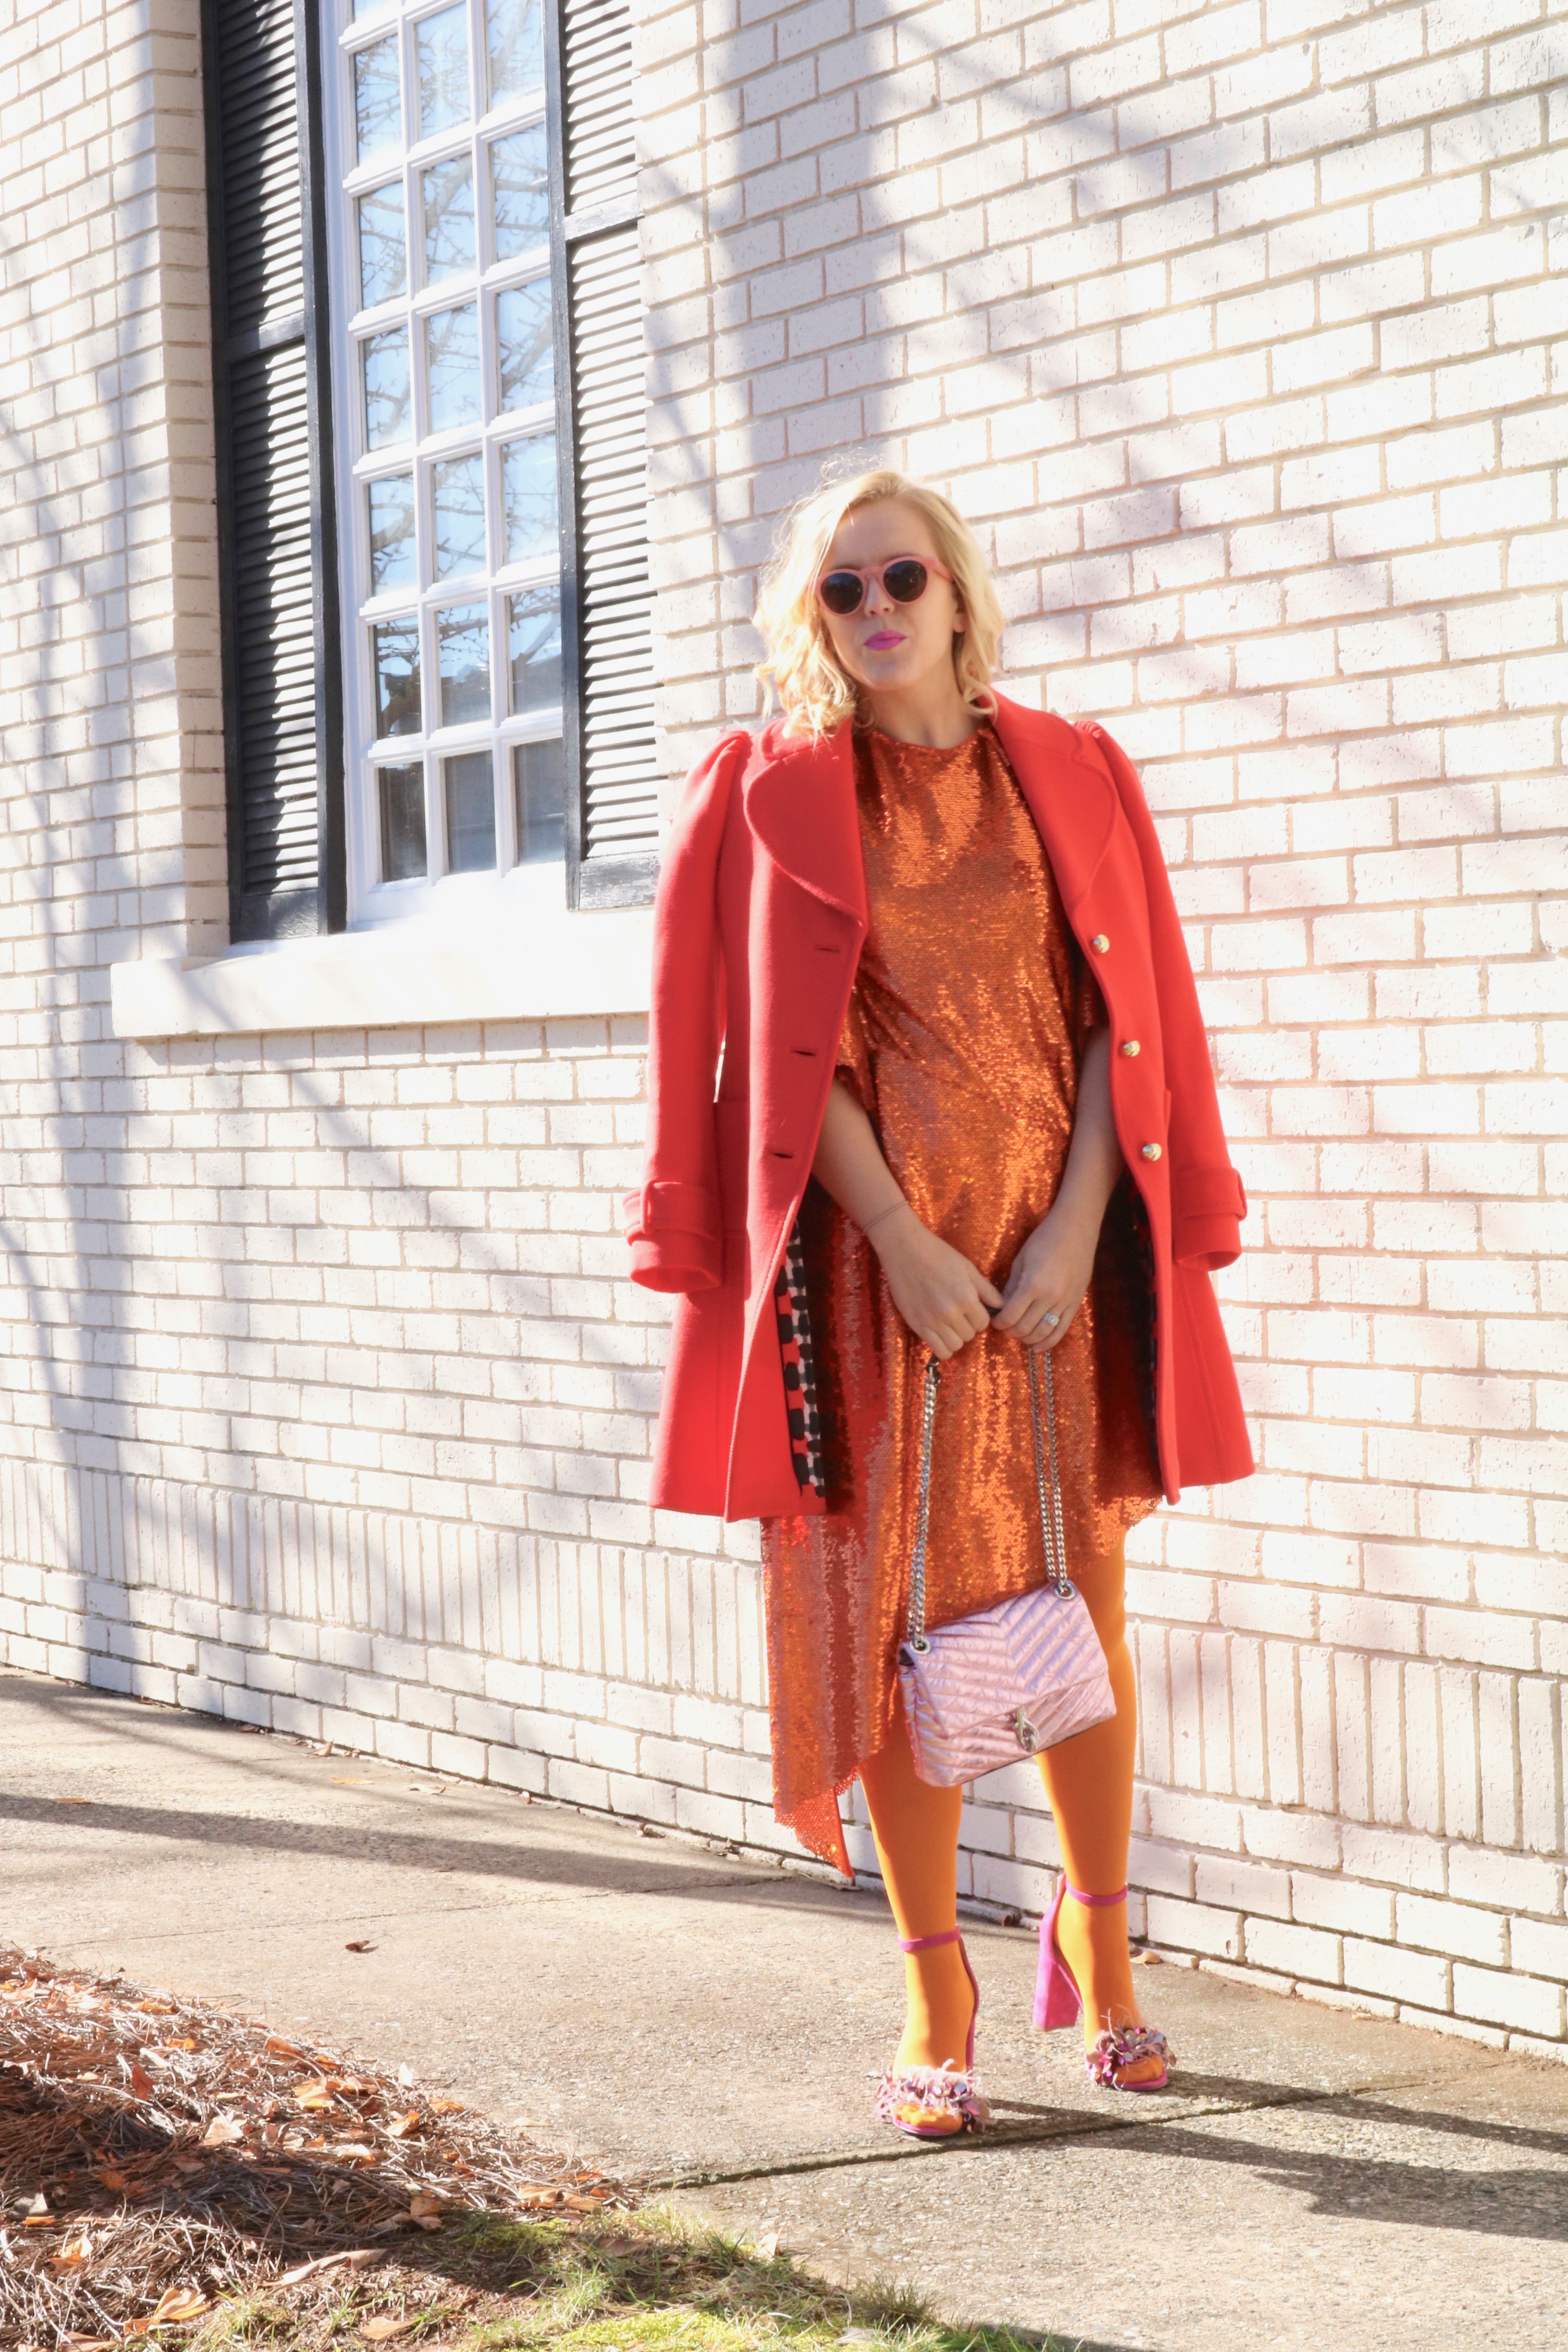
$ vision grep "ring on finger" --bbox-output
[1041,1310,1060,1330]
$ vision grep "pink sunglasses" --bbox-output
[814,554,954,617]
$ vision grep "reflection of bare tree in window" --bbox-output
[432,454,486,579]
[421,156,475,284]
[372,619,421,737]
[437,604,490,726]
[425,303,480,433]
[508,586,561,712]
[497,281,552,414]
[417,2,470,140]
[486,0,543,109]
[357,183,406,308]
[367,475,416,592]
[354,35,400,163]
[503,434,557,564]
[491,125,548,260]
[361,329,411,449]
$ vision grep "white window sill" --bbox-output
[110,895,654,1041]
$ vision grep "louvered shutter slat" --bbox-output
[205,0,339,940]
[554,0,659,908]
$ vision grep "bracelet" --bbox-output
[861,1199,909,1238]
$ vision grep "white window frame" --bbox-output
[322,0,567,931]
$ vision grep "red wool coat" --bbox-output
[623,695,1254,1520]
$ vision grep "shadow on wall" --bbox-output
[641,11,1564,1872]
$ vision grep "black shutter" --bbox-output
[203,0,343,942]
[547,0,660,909]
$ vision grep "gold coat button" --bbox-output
[1120,1040,1140,1057]
[1141,1142,1162,1162]
[1091,933,1110,953]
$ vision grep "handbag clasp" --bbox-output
[1012,1707,1040,1753]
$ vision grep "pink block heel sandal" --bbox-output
[874,1928,991,2139]
[1032,1881,1172,2092]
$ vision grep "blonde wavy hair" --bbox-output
[753,470,1005,739]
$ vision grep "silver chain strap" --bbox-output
[904,1341,1073,1655]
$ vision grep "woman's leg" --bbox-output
[858,1699,975,2072]
[1033,1538,1162,2079]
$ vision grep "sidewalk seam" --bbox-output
[645,2062,1498,2192]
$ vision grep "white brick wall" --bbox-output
[1,0,1566,2055]
[637,0,1568,2047]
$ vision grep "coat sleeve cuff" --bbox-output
[1170,1165,1247,1271]
[622,1182,723,1294]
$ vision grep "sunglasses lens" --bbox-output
[819,571,864,615]
[883,559,929,604]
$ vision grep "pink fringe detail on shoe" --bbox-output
[874,2063,991,2133]
[1085,2022,1171,2090]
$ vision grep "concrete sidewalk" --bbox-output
[5,1663,1566,2351]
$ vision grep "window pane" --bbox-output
[513,737,564,864]
[357,182,406,308]
[425,302,481,433]
[431,454,486,578]
[437,602,490,725]
[487,0,544,107]
[490,125,549,260]
[502,433,557,563]
[379,762,427,880]
[354,0,396,17]
[417,2,470,139]
[354,36,401,163]
[508,584,561,711]
[372,618,422,738]
[367,475,417,592]
[421,153,475,283]
[361,328,411,449]
[496,280,552,414]
[445,750,497,872]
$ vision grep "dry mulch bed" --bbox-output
[0,1946,628,2348]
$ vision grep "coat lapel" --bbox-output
[740,696,1117,924]
[989,694,1119,911]
[741,724,867,927]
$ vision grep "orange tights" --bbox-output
[858,1540,1144,2068]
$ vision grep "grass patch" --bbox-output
[187,2206,1065,2352]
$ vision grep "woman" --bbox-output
[623,471,1252,2134]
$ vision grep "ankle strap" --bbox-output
[899,1927,963,1953]
[1064,1882,1127,1908]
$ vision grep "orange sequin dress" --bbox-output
[761,722,1161,1877]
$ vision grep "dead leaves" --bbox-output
[296,2074,376,2112]
[344,1940,376,1954]
[125,2284,211,2335]
[1,1943,629,2348]
[360,2316,418,2341]
[275,2249,378,2288]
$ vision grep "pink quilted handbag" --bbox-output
[897,1348,1116,1787]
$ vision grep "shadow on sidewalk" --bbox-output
[974,2083,1568,2241]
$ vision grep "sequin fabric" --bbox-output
[761,721,1161,1878]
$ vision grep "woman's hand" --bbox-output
[870,1205,1004,1360]
[991,1198,1101,1350]
[993,1027,1125,1350]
